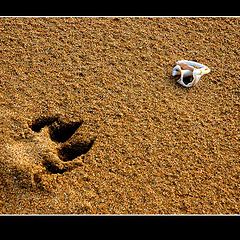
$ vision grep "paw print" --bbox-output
[29,116,96,176]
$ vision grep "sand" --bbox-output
[0,17,239,214]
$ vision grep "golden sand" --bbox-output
[0,17,239,214]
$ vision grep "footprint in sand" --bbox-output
[29,116,96,175]
[2,115,97,190]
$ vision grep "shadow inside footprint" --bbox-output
[43,160,67,174]
[58,140,95,161]
[49,120,83,143]
[30,116,59,132]
[30,116,82,143]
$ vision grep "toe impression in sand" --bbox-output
[172,60,211,88]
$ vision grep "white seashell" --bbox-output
[172,60,210,88]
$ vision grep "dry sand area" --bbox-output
[0,17,239,214]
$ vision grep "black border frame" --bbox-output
[0,1,239,16]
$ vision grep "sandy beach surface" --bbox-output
[0,17,239,214]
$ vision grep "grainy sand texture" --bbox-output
[0,17,239,214]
